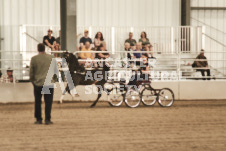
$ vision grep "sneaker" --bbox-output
[45,120,53,125]
[34,120,42,124]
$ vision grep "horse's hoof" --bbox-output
[90,104,96,108]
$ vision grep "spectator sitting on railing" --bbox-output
[94,32,106,49]
[43,29,56,51]
[80,30,92,48]
[194,49,211,80]
[125,32,137,49]
[80,41,94,60]
[139,31,150,48]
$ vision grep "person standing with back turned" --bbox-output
[30,43,56,125]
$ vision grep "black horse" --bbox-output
[60,52,110,107]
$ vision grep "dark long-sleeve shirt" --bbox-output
[195,54,208,67]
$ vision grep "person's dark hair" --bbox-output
[95,32,104,41]
[48,29,53,33]
[140,31,147,38]
[142,53,149,58]
[38,43,45,52]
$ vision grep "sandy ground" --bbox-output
[0,100,226,151]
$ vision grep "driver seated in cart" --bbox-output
[127,53,150,90]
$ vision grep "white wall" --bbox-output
[0,0,60,26]
[191,0,226,41]
[1,81,226,103]
[0,0,181,51]
[77,0,181,27]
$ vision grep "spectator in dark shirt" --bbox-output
[194,49,211,80]
[80,30,92,48]
[95,44,109,68]
[43,29,56,51]
[95,44,109,59]
[125,32,137,48]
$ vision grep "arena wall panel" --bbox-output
[0,81,225,103]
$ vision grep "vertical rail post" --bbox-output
[171,27,174,54]
[112,27,115,54]
[201,26,205,50]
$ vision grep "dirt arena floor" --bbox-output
[0,100,226,151]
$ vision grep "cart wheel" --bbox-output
[141,88,157,106]
[107,87,124,107]
[125,89,140,108]
[157,88,174,107]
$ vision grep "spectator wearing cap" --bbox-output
[139,31,150,48]
[194,49,211,80]
[43,29,56,51]
[94,32,105,49]
[125,32,137,49]
[80,30,92,48]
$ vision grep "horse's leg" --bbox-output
[90,86,103,108]
[59,85,69,104]
[66,74,82,100]
[70,74,82,98]
[70,87,79,101]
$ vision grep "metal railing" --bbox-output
[1,25,226,83]
[1,50,226,83]
[18,25,203,54]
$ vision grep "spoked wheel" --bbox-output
[141,88,157,106]
[125,89,140,108]
[107,87,124,107]
[157,88,174,107]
